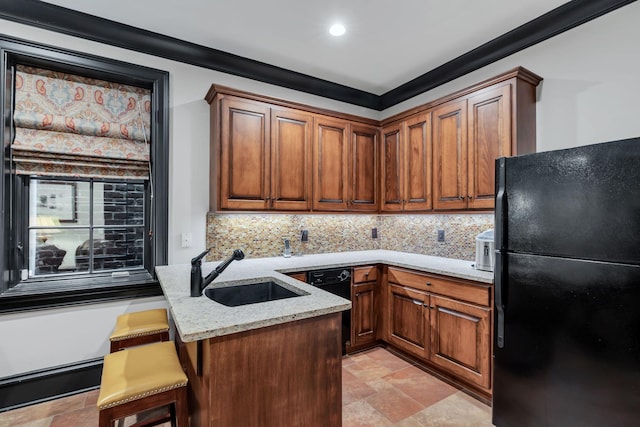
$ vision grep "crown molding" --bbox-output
[0,0,635,110]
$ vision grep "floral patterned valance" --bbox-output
[12,65,151,179]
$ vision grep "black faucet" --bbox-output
[190,248,245,297]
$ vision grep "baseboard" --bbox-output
[0,358,103,412]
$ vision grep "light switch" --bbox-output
[181,232,193,248]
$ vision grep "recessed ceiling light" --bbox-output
[329,23,346,37]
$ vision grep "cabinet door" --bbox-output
[387,283,429,359]
[380,123,404,211]
[220,98,271,210]
[349,123,379,211]
[352,282,376,347]
[467,84,511,210]
[271,108,312,210]
[313,116,349,211]
[433,99,468,210]
[404,113,432,211]
[430,295,491,389]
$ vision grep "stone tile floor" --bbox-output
[0,347,493,426]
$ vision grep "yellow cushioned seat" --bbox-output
[97,341,187,410]
[109,308,170,352]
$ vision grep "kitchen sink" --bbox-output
[204,281,303,307]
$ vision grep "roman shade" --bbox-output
[12,65,151,179]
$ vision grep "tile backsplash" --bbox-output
[206,213,493,261]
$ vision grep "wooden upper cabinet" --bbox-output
[313,116,349,211]
[380,123,404,211]
[433,99,468,210]
[208,68,540,212]
[381,113,432,212]
[404,113,432,211]
[349,124,379,211]
[467,85,511,209]
[271,108,313,210]
[219,97,271,210]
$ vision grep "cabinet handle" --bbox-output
[412,299,422,305]
[426,281,432,286]
[355,293,360,297]
[365,272,369,278]
[458,195,464,200]
[467,195,473,200]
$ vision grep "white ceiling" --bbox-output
[41,0,569,95]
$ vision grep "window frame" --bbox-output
[0,35,169,313]
[24,176,149,279]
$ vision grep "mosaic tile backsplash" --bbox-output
[206,213,494,262]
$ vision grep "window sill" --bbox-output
[0,271,163,313]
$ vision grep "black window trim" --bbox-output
[0,34,169,313]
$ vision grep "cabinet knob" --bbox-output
[467,195,473,200]
[355,293,360,297]
[365,272,369,278]
[458,195,464,200]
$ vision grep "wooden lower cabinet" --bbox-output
[384,266,493,394]
[430,295,491,389]
[178,313,342,427]
[387,283,429,359]
[351,282,376,347]
[351,266,379,349]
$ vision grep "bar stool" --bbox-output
[97,341,188,427]
[109,308,170,352]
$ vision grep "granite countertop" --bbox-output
[155,249,493,342]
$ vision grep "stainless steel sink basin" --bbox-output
[204,281,303,307]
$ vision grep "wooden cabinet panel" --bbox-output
[433,99,467,210]
[313,116,349,211]
[286,271,307,282]
[387,267,490,306]
[467,85,511,209]
[404,113,432,211]
[387,283,429,359]
[380,123,404,211]
[220,98,271,210]
[353,266,378,284]
[349,124,379,211]
[385,266,492,392]
[352,282,376,347]
[381,114,431,212]
[271,108,312,210]
[430,295,491,389]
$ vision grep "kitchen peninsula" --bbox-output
[156,250,492,426]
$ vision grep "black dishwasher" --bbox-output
[308,268,351,354]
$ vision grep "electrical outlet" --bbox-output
[437,230,445,242]
[372,227,378,239]
[181,232,193,248]
[301,229,309,242]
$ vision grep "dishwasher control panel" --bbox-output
[308,268,351,285]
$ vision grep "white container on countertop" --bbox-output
[475,229,495,272]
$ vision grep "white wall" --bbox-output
[382,2,640,152]
[1,2,639,377]
[0,19,377,378]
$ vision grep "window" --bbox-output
[27,177,146,278]
[0,35,168,312]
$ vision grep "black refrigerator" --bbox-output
[493,137,640,427]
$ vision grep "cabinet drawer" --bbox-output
[353,266,377,283]
[387,267,490,307]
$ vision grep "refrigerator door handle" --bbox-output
[495,251,505,348]
[495,157,506,250]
